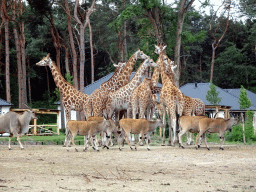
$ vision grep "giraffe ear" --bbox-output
[47,53,50,58]
[163,45,167,50]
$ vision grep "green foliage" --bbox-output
[65,72,74,85]
[239,85,252,109]
[244,110,255,141]
[108,5,143,31]
[206,82,222,105]
[226,111,256,142]
[139,0,161,9]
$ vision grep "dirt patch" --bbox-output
[0,144,256,191]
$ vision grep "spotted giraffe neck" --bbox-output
[127,60,149,90]
[114,53,140,90]
[100,63,125,90]
[48,59,71,93]
[151,57,161,87]
[159,54,170,85]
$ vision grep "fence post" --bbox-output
[33,118,37,136]
[241,112,246,144]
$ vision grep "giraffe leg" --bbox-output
[130,134,135,146]
[186,132,194,145]
[161,111,166,146]
[170,118,179,145]
[63,107,71,146]
[167,118,174,146]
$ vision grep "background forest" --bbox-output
[0,0,256,109]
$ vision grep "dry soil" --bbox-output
[0,144,256,192]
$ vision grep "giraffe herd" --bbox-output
[36,44,205,150]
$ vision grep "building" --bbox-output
[56,74,256,127]
[0,98,13,136]
[0,98,13,115]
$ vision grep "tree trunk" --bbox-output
[65,0,78,89]
[1,0,11,103]
[64,46,70,74]
[89,21,94,83]
[241,112,246,144]
[20,21,27,105]
[79,26,86,90]
[27,59,32,105]
[13,27,23,108]
[209,1,231,82]
[174,0,195,88]
[123,21,127,61]
[4,19,10,103]
[74,0,96,90]
[210,46,216,82]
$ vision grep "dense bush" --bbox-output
[226,111,256,142]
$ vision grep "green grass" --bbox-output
[1,125,255,146]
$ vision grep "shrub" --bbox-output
[226,111,256,142]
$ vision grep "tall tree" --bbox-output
[12,0,27,108]
[206,81,222,105]
[239,85,252,109]
[1,0,11,103]
[174,0,195,87]
[74,0,95,91]
[209,0,231,82]
[63,0,79,89]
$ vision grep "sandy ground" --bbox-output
[0,143,256,192]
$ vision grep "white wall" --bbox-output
[0,106,11,115]
[0,106,11,136]
[57,105,77,129]
[210,111,225,118]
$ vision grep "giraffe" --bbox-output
[155,44,184,146]
[105,58,158,121]
[186,97,205,145]
[36,54,90,144]
[131,77,153,119]
[87,62,126,117]
[164,56,205,145]
[88,50,148,118]
[131,53,167,121]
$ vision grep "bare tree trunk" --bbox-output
[89,21,94,83]
[210,46,216,82]
[118,31,124,62]
[123,21,127,61]
[13,27,22,108]
[1,0,11,103]
[64,0,78,89]
[74,0,95,90]
[20,21,27,105]
[241,112,246,144]
[64,46,70,74]
[27,58,32,105]
[209,0,231,82]
[174,0,195,88]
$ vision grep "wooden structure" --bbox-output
[10,108,61,136]
[205,105,231,118]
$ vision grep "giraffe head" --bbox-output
[36,53,52,67]
[113,62,126,69]
[164,56,177,74]
[154,44,167,55]
[144,58,158,68]
[134,49,148,60]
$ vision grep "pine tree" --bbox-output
[206,81,222,105]
[239,85,252,109]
